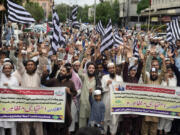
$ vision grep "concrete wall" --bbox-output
[119,0,138,17]
[151,0,180,10]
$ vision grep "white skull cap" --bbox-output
[107,62,115,68]
[94,90,101,95]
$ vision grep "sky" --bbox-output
[54,0,100,7]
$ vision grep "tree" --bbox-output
[112,0,120,25]
[48,14,52,22]
[56,4,70,22]
[77,5,90,23]
[25,2,44,23]
[137,0,150,14]
[96,1,115,25]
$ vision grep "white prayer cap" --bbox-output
[153,37,158,40]
[141,34,145,37]
[151,67,157,72]
[94,90,101,95]
[73,60,80,65]
[76,40,81,45]
[3,58,10,62]
[128,65,137,72]
[158,37,163,40]
[58,58,63,61]
[3,62,12,67]
[165,57,170,61]
[160,40,165,44]
[107,62,115,68]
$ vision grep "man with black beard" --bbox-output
[64,63,82,133]
[141,54,166,135]
[41,65,77,135]
[73,60,80,73]
[78,59,96,128]
[17,51,48,135]
[101,62,123,135]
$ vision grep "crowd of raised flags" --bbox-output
[6,0,180,57]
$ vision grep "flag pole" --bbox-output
[94,0,96,25]
[148,0,151,32]
[0,0,5,47]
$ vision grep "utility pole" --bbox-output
[94,0,96,25]
[126,0,130,27]
[148,5,151,31]
[0,0,5,47]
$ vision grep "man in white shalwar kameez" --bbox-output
[101,62,123,135]
[0,62,19,135]
[158,66,176,135]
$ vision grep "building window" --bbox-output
[131,0,139,3]
[42,3,46,9]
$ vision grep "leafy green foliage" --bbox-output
[25,2,44,23]
[56,3,70,22]
[137,0,150,14]
[96,1,114,25]
[77,5,90,23]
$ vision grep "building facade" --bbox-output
[24,0,53,20]
[151,0,180,11]
[119,0,139,27]
[141,0,180,23]
[88,7,94,19]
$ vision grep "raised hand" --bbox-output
[159,53,165,60]
[167,49,173,57]
[127,51,133,59]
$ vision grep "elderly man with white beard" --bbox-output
[0,61,18,135]
[101,62,123,135]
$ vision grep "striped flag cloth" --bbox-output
[133,39,139,58]
[7,0,35,24]
[72,6,80,29]
[100,19,114,53]
[166,23,174,44]
[49,8,65,55]
[95,20,105,36]
[113,28,123,47]
[166,19,180,45]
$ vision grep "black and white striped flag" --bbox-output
[7,0,35,24]
[166,23,174,44]
[49,8,65,55]
[133,39,139,58]
[166,19,180,45]
[95,20,105,36]
[113,28,123,47]
[72,6,80,29]
[100,19,113,53]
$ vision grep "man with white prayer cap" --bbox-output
[101,62,123,135]
[141,53,166,135]
[0,61,18,135]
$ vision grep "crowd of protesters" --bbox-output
[1,21,180,135]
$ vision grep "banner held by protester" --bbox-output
[0,87,66,122]
[111,82,180,119]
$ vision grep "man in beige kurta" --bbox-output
[17,52,48,135]
[78,59,96,128]
[141,54,166,135]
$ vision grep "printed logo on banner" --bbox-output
[54,90,65,96]
[115,84,125,91]
[52,115,64,120]
[175,91,180,96]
